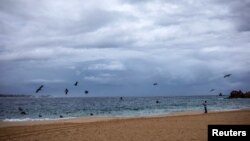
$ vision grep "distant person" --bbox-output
[203,101,207,113]
[65,88,69,95]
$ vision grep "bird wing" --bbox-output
[36,85,43,93]
[224,74,232,78]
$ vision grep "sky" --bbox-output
[0,0,250,97]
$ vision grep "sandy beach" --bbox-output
[0,109,249,141]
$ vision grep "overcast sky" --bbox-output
[0,0,249,97]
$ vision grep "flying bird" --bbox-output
[65,88,69,95]
[224,74,232,78]
[153,83,158,86]
[210,89,215,92]
[21,111,27,115]
[39,114,42,118]
[74,81,78,86]
[18,107,27,115]
[85,90,89,94]
[36,85,44,93]
[18,107,23,112]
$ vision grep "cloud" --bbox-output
[0,0,249,96]
[87,61,126,71]
[28,79,66,84]
[84,73,116,83]
[213,0,250,32]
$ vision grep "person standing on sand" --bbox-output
[203,101,207,113]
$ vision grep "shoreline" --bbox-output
[1,108,249,127]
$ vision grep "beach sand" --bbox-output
[0,109,249,141]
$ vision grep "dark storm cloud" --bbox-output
[0,0,123,51]
[213,0,250,32]
[0,0,249,96]
[230,1,250,32]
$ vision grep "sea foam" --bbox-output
[3,117,76,122]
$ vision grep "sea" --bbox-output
[0,95,250,122]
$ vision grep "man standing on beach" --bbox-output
[203,101,207,113]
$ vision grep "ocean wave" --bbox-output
[3,117,76,122]
[1,96,249,120]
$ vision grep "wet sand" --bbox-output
[0,109,249,141]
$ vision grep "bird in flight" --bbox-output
[224,74,232,78]
[210,89,215,92]
[153,83,158,86]
[36,85,44,93]
[74,81,78,86]
[65,88,69,95]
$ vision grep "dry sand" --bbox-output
[0,109,249,141]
